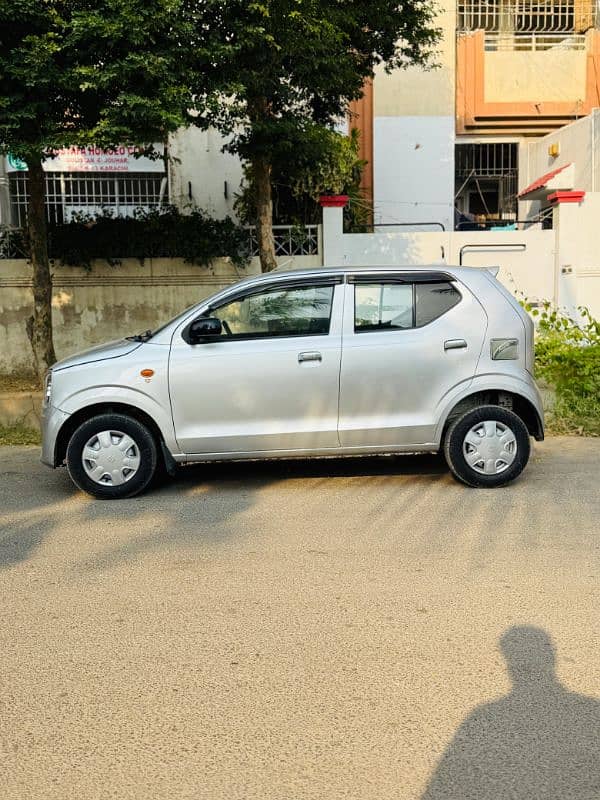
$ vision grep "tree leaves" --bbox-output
[0,0,193,161]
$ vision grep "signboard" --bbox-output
[6,145,165,173]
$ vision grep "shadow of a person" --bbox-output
[422,626,600,799]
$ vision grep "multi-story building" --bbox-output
[349,0,600,231]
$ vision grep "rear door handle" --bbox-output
[444,339,467,350]
[298,351,322,363]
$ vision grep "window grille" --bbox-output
[9,171,166,227]
[455,143,519,221]
[456,143,518,178]
[458,0,596,34]
[247,224,320,257]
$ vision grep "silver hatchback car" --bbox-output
[41,265,544,498]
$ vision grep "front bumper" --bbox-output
[40,404,70,467]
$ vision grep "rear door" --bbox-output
[338,271,488,447]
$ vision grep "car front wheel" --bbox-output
[66,413,158,499]
[444,405,531,488]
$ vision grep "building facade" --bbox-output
[350,0,600,231]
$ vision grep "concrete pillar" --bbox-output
[319,195,348,266]
[551,190,594,319]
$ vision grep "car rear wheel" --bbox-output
[444,405,531,488]
[66,413,158,499]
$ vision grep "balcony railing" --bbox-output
[484,30,587,47]
[458,0,596,34]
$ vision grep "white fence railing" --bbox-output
[485,31,587,48]
[247,224,319,257]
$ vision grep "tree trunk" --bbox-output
[26,156,56,382]
[252,154,277,272]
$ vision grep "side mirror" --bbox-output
[188,316,222,344]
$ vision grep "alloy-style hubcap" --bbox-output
[462,420,517,476]
[81,430,141,486]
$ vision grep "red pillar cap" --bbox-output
[548,190,585,204]
[319,195,349,208]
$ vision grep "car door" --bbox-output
[169,277,344,455]
[338,271,488,448]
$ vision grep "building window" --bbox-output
[455,143,518,229]
[9,171,166,227]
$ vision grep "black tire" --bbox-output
[444,405,531,488]
[66,413,158,499]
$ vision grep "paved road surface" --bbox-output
[1,438,599,799]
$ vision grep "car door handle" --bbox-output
[298,351,322,363]
[444,339,467,350]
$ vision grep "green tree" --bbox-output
[235,126,368,230]
[190,0,440,271]
[0,0,193,379]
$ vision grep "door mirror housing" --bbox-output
[188,316,222,344]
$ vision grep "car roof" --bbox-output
[246,262,475,284]
[213,263,494,297]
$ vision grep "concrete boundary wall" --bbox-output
[322,197,600,321]
[0,255,320,375]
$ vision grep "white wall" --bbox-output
[321,203,559,307]
[322,196,600,319]
[168,127,244,219]
[373,117,455,231]
[553,192,600,319]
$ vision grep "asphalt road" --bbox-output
[1,438,599,800]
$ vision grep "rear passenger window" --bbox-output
[355,284,413,331]
[415,282,461,327]
[354,279,461,332]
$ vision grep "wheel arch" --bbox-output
[439,390,544,444]
[54,402,177,472]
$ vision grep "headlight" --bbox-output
[43,371,52,406]
[490,338,519,360]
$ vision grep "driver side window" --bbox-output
[208,284,335,339]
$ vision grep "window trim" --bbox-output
[347,271,454,285]
[182,278,341,344]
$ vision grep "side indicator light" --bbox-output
[140,369,155,378]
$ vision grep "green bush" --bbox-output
[44,206,251,270]
[0,423,41,446]
[525,301,600,435]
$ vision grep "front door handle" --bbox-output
[444,339,467,351]
[298,351,322,363]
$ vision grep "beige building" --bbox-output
[349,0,600,231]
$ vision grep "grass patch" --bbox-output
[0,423,41,446]
[528,302,600,437]
[544,396,600,437]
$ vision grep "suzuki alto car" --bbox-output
[41,265,544,498]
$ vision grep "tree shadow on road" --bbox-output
[421,626,600,800]
[0,450,448,571]
[76,453,449,571]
